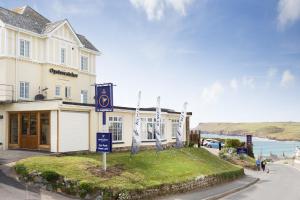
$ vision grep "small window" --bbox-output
[108,117,123,142]
[55,86,61,96]
[81,56,88,71]
[20,81,29,99]
[81,90,88,104]
[172,119,179,138]
[65,86,71,98]
[20,39,30,57]
[61,48,66,64]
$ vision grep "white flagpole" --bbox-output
[176,102,187,148]
[131,91,141,154]
[155,96,163,151]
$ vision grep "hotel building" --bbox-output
[0,6,192,152]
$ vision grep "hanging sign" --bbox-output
[95,83,113,112]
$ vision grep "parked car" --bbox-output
[205,139,224,149]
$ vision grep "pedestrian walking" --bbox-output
[261,160,266,172]
[218,141,222,151]
[256,158,261,171]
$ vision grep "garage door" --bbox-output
[59,111,89,152]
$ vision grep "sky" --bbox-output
[1,0,300,127]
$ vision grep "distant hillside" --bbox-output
[195,122,300,141]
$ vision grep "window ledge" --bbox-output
[142,139,167,143]
[112,141,124,144]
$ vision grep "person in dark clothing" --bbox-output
[219,142,222,151]
[261,160,266,171]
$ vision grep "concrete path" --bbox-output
[0,150,49,165]
[222,163,300,200]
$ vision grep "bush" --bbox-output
[78,181,94,198]
[15,164,28,176]
[224,139,243,148]
[41,171,60,182]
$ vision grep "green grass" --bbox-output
[16,148,241,190]
[197,122,300,141]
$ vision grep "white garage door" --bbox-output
[59,111,89,152]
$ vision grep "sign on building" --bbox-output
[96,132,112,153]
[95,83,114,112]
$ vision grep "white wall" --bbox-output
[50,110,58,152]
[59,111,89,152]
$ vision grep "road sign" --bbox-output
[246,135,252,145]
[95,83,113,112]
[237,147,248,154]
[96,132,112,153]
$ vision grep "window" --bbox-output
[81,56,88,71]
[141,117,165,140]
[172,119,179,138]
[20,39,30,57]
[20,82,29,99]
[65,86,71,98]
[81,90,88,104]
[61,48,66,64]
[9,114,18,144]
[109,117,123,142]
[55,86,61,96]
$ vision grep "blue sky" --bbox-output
[1,0,300,127]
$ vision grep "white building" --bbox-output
[0,6,192,152]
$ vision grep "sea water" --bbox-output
[202,133,300,157]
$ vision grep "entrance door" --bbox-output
[20,113,38,149]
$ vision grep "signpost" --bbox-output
[95,83,114,171]
[237,147,248,155]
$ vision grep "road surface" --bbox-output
[222,163,300,200]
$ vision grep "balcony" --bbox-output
[0,84,14,103]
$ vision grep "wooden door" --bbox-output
[20,112,38,149]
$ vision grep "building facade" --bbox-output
[0,6,191,152]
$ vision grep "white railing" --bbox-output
[0,84,14,103]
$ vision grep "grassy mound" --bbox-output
[16,148,242,193]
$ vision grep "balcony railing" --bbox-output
[0,84,14,103]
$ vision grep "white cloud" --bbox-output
[201,81,224,104]
[278,0,300,29]
[130,0,193,21]
[267,67,278,78]
[242,76,255,89]
[280,70,295,87]
[230,78,239,90]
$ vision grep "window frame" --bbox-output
[65,86,71,99]
[19,39,30,58]
[141,117,165,141]
[80,56,88,71]
[108,116,123,142]
[171,119,179,138]
[19,81,29,99]
[55,85,61,97]
[80,90,88,104]
[60,48,66,64]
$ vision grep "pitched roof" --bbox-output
[0,5,99,52]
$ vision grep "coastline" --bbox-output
[202,132,300,142]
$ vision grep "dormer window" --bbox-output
[20,39,30,57]
[61,48,66,64]
[81,56,88,71]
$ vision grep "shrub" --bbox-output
[15,164,28,176]
[41,171,60,182]
[224,139,243,148]
[78,181,94,198]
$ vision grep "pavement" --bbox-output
[0,150,75,200]
[0,149,49,165]
[222,163,300,200]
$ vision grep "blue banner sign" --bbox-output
[95,83,113,112]
[237,147,248,155]
[96,132,112,153]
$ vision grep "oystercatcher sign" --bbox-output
[95,83,113,112]
[96,132,112,153]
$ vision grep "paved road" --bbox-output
[0,150,75,200]
[222,163,300,200]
